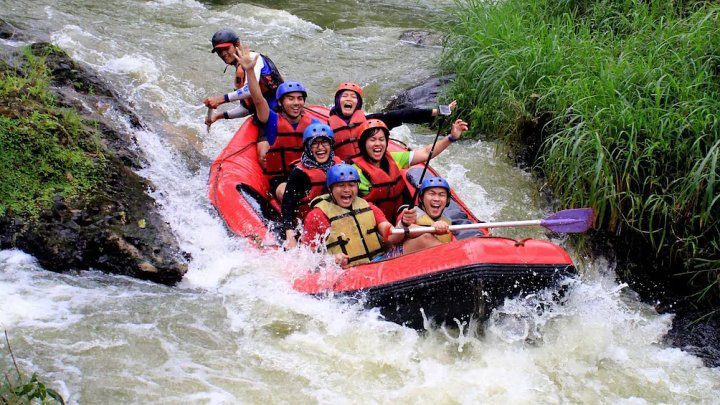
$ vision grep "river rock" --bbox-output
[0,23,187,284]
[385,74,455,111]
[399,30,443,48]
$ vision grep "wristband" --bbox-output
[223,93,230,103]
[223,111,229,120]
[447,135,458,143]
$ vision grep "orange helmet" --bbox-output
[336,82,363,97]
[358,119,390,159]
[334,82,363,111]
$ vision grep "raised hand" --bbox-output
[234,42,259,72]
[449,118,469,140]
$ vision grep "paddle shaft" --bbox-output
[206,107,213,133]
[391,219,546,235]
[408,116,445,210]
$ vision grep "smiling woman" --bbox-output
[281,121,343,248]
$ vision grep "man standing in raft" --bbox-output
[401,176,453,254]
[281,122,342,249]
[352,118,468,223]
[329,82,456,161]
[301,164,410,267]
[203,28,284,127]
[235,43,312,202]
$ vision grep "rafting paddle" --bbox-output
[390,208,595,236]
[206,107,213,133]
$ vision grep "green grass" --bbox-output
[442,0,720,305]
[0,46,104,218]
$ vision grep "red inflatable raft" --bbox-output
[209,106,576,328]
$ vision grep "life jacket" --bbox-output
[311,194,385,266]
[265,114,312,178]
[352,154,407,223]
[293,156,343,219]
[416,213,453,244]
[328,110,366,162]
[240,53,284,112]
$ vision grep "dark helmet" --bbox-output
[326,164,360,188]
[358,119,390,160]
[418,176,451,208]
[334,82,363,112]
[211,28,239,53]
[303,120,335,147]
[276,81,307,101]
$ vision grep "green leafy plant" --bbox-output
[442,0,720,306]
[1,331,65,404]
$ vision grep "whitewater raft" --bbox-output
[208,107,576,328]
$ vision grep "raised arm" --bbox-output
[410,118,468,166]
[235,43,270,123]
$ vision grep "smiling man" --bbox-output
[301,164,408,267]
[203,28,284,127]
[401,176,454,254]
[235,43,313,202]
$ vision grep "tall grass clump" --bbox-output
[442,0,720,306]
[0,46,103,218]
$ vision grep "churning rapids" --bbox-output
[1,0,719,402]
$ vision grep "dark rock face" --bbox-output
[385,74,455,111]
[0,19,187,284]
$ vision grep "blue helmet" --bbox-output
[276,81,307,101]
[303,120,334,146]
[418,176,451,207]
[326,163,360,188]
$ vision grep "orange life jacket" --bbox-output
[265,114,312,178]
[294,156,343,219]
[352,153,407,223]
[328,110,366,162]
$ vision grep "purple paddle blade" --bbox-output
[540,208,595,233]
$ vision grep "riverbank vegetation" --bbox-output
[442,0,720,310]
[0,45,103,218]
[1,331,65,404]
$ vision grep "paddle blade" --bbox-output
[541,208,595,233]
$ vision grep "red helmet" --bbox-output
[334,82,363,112]
[358,119,389,159]
[335,82,363,97]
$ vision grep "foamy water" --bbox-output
[1,0,718,402]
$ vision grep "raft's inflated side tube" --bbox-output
[208,106,330,241]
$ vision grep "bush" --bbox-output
[442,0,720,306]
[0,46,103,218]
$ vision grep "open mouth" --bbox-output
[314,149,327,160]
[338,192,353,205]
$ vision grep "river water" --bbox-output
[1,0,718,403]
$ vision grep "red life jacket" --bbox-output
[352,153,407,223]
[294,156,344,219]
[328,110,366,162]
[265,114,312,178]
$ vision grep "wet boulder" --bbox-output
[0,34,187,284]
[385,74,455,111]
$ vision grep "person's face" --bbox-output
[215,44,236,65]
[422,187,448,218]
[310,137,331,163]
[364,129,387,162]
[339,90,359,117]
[280,92,306,120]
[331,181,358,208]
